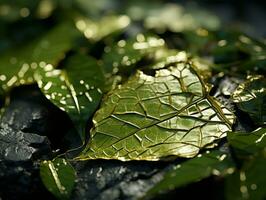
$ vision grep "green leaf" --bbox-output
[36,53,105,141]
[226,128,266,200]
[131,3,220,32]
[78,62,235,161]
[75,15,130,42]
[225,152,266,200]
[151,51,212,79]
[212,34,266,74]
[40,158,76,200]
[232,75,266,126]
[0,22,78,94]
[145,150,235,199]
[103,34,166,74]
[227,128,266,155]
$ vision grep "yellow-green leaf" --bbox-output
[78,62,235,161]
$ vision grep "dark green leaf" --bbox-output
[145,150,235,199]
[78,62,235,161]
[232,75,266,126]
[227,128,266,155]
[225,128,266,200]
[36,53,105,141]
[0,23,79,94]
[40,158,76,200]
[225,152,266,200]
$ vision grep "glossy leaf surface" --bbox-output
[78,62,235,161]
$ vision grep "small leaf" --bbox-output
[232,75,266,126]
[75,15,130,42]
[78,62,235,161]
[40,158,76,200]
[145,150,235,199]
[0,22,78,93]
[36,53,105,141]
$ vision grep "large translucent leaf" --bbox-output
[0,23,78,94]
[78,62,235,161]
[40,158,76,200]
[145,150,235,199]
[232,75,266,126]
[226,128,266,200]
[36,54,105,141]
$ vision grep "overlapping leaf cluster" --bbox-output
[0,1,265,200]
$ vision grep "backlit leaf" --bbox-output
[78,62,235,161]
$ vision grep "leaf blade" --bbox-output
[0,22,78,93]
[40,158,76,200]
[78,62,235,161]
[37,53,105,141]
[145,150,235,199]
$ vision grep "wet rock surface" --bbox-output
[0,85,71,200]
[0,160,55,200]
[1,85,75,150]
[72,160,169,200]
[0,125,51,161]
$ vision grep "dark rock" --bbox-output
[0,160,55,200]
[0,84,75,200]
[72,160,169,200]
[0,125,51,161]
[0,124,54,200]
[0,84,78,150]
